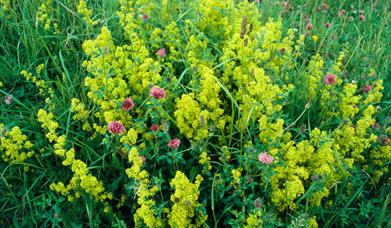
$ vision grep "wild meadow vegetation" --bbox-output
[0,0,390,227]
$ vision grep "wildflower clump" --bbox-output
[245,210,262,228]
[120,128,138,145]
[366,142,391,182]
[77,0,96,26]
[21,65,54,98]
[37,109,59,142]
[231,168,242,189]
[125,147,162,227]
[339,83,361,119]
[71,98,91,131]
[1,0,389,226]
[174,93,209,140]
[168,171,204,227]
[36,0,60,32]
[0,125,33,169]
[306,54,324,99]
[37,109,112,205]
[199,151,212,171]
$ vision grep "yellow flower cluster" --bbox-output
[77,0,96,26]
[82,20,162,135]
[71,98,91,131]
[267,76,383,210]
[38,109,112,205]
[363,80,383,104]
[0,124,33,170]
[261,19,296,74]
[308,216,318,228]
[198,0,231,41]
[120,128,138,146]
[21,64,50,96]
[339,83,361,119]
[219,146,231,163]
[117,1,162,89]
[332,50,346,74]
[186,35,209,67]
[37,109,59,142]
[334,105,377,163]
[71,98,89,121]
[366,144,391,182]
[125,147,162,227]
[306,54,324,99]
[152,21,182,61]
[307,129,338,205]
[312,35,319,42]
[168,171,205,227]
[36,0,59,32]
[271,141,311,211]
[197,64,226,129]
[51,158,113,205]
[217,4,296,133]
[82,27,129,128]
[244,209,262,228]
[21,64,55,109]
[258,115,287,146]
[333,79,383,165]
[270,127,340,210]
[175,63,227,141]
[231,168,242,189]
[199,151,211,172]
[174,93,209,140]
[294,34,306,57]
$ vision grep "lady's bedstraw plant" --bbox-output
[0,124,33,170]
[1,0,389,227]
[37,109,113,211]
[54,0,389,226]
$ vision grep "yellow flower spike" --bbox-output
[77,0,96,26]
[306,54,324,99]
[339,83,361,119]
[174,93,207,140]
[38,108,113,205]
[231,168,242,189]
[199,151,212,171]
[36,0,56,31]
[125,147,162,227]
[168,171,204,227]
[220,15,289,128]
